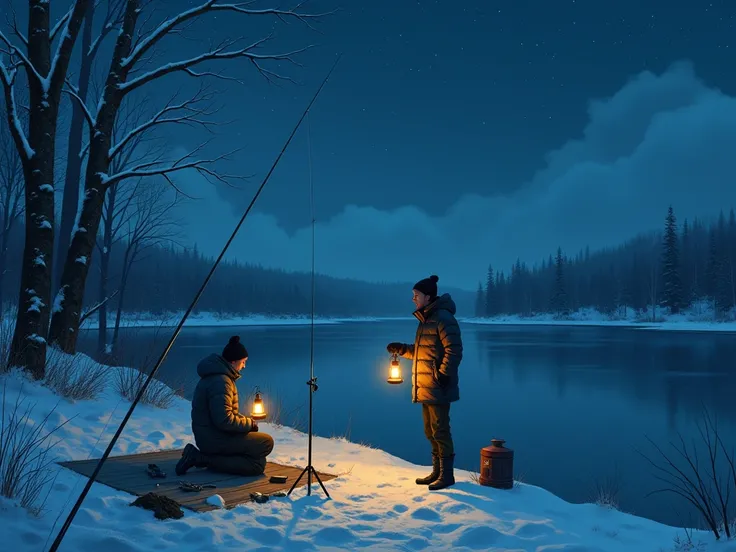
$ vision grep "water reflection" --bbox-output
[76,321,736,529]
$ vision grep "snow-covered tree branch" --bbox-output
[109,85,221,160]
[49,0,326,353]
[120,36,310,93]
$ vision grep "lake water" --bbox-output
[76,320,736,529]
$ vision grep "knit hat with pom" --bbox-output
[222,335,248,362]
[413,274,439,298]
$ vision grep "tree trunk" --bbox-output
[54,0,95,293]
[9,3,57,378]
[111,258,131,352]
[0,221,12,312]
[97,246,110,356]
[96,188,116,356]
[48,1,139,353]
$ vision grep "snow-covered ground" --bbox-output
[80,311,412,329]
[0,352,725,552]
[464,301,736,333]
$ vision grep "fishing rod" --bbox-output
[47,52,342,552]
[287,109,329,497]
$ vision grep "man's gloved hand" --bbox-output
[438,374,450,387]
[386,342,405,355]
[251,421,259,433]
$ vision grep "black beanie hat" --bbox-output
[222,335,248,362]
[413,274,439,298]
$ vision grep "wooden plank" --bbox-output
[58,448,338,513]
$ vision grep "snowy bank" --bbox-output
[80,311,414,330]
[0,353,722,552]
[464,302,736,333]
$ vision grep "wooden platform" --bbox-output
[58,449,337,512]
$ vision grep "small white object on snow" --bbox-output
[205,494,225,509]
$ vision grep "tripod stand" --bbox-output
[287,376,329,497]
[287,111,330,499]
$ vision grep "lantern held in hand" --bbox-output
[251,388,267,420]
[387,353,403,384]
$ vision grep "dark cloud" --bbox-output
[171,62,735,290]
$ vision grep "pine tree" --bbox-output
[484,264,495,316]
[550,247,568,316]
[680,219,693,307]
[660,206,684,313]
[475,282,485,318]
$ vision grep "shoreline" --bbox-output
[462,313,736,333]
[78,312,415,329]
[71,308,736,333]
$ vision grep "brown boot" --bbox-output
[428,454,455,491]
[415,454,440,485]
[176,443,208,476]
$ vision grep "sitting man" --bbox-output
[176,335,274,476]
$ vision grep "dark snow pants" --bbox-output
[200,432,275,476]
[422,403,454,457]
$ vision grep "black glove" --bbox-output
[386,342,404,355]
[438,374,450,387]
[251,421,259,433]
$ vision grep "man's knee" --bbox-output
[250,431,274,457]
[261,432,274,456]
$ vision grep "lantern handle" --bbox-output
[391,352,399,362]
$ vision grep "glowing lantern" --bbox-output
[251,389,267,420]
[387,353,403,384]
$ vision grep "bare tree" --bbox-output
[94,93,170,356]
[1,1,89,378]
[0,96,24,313]
[55,0,126,292]
[110,177,184,353]
[48,0,327,354]
[638,409,736,540]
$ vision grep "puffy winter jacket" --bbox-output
[191,353,255,454]
[399,293,463,404]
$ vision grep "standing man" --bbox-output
[386,274,463,490]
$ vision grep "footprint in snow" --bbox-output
[313,526,355,546]
[247,527,283,546]
[513,519,557,539]
[405,537,431,550]
[454,525,503,549]
[302,506,323,520]
[442,502,474,514]
[355,512,381,522]
[185,525,218,543]
[412,495,425,503]
[255,515,281,527]
[410,507,441,522]
[393,504,409,514]
[146,430,167,443]
[374,530,410,541]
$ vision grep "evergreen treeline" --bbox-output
[475,207,736,321]
[0,232,474,318]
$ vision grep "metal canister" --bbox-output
[479,439,514,489]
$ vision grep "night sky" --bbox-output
[32,1,736,290]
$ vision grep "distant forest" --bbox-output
[475,207,736,321]
[0,234,474,319]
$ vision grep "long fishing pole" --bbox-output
[307,110,316,493]
[48,52,342,552]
